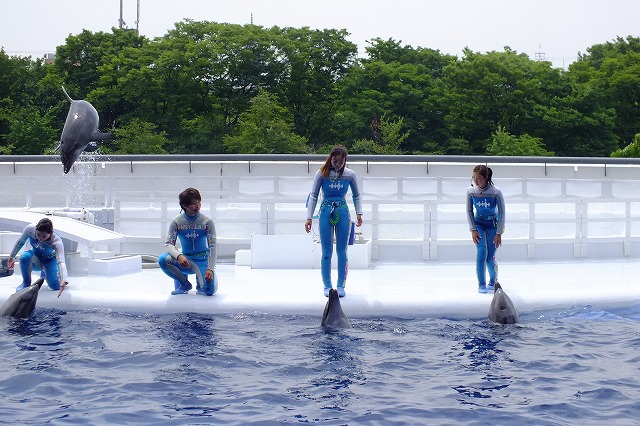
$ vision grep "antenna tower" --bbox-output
[119,0,141,35]
[534,43,546,62]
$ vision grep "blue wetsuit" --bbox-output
[10,224,68,291]
[307,167,363,290]
[466,183,505,287]
[158,211,217,295]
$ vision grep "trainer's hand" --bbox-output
[205,269,214,282]
[7,257,14,269]
[57,281,68,298]
[305,219,312,233]
[356,214,363,227]
[177,254,190,268]
[471,230,480,244]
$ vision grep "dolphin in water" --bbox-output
[488,283,520,324]
[321,288,352,329]
[0,278,45,319]
[59,86,112,174]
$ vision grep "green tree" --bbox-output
[0,104,58,154]
[438,47,619,156]
[486,126,554,156]
[55,29,146,97]
[611,133,640,157]
[336,38,455,153]
[350,113,408,154]
[223,90,307,153]
[569,36,640,147]
[275,27,357,149]
[439,48,554,154]
[109,119,168,154]
[0,50,64,154]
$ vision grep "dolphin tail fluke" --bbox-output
[61,86,73,103]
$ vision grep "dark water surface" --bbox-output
[1,305,639,425]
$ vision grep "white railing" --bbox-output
[3,158,640,261]
[113,196,640,262]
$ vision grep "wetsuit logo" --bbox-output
[185,230,198,240]
[477,200,491,208]
[329,181,344,190]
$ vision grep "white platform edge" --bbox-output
[2,260,639,319]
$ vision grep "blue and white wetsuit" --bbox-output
[158,211,218,295]
[10,224,68,291]
[466,183,505,287]
[307,167,363,290]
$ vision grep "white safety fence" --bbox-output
[3,159,640,262]
[113,196,640,262]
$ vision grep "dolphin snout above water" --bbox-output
[0,278,45,319]
[59,86,112,174]
[488,283,520,324]
[321,288,352,329]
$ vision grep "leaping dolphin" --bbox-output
[488,283,520,324]
[59,86,112,174]
[0,278,45,319]
[321,288,352,329]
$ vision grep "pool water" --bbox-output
[1,305,639,425]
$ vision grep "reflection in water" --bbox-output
[450,322,519,406]
[0,309,66,384]
[290,327,364,416]
[157,313,219,359]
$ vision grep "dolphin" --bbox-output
[488,283,520,324]
[321,288,352,329]
[59,86,112,174]
[0,278,45,319]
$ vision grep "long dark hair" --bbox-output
[473,164,494,186]
[320,145,348,178]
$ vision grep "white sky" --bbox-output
[1,0,639,69]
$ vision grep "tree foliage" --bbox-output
[223,90,307,154]
[350,113,408,154]
[0,25,639,157]
[486,126,554,156]
[109,119,169,154]
[611,133,640,158]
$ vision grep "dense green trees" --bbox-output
[1,23,639,157]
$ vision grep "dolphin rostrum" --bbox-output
[0,278,45,319]
[321,288,352,329]
[59,86,112,174]
[488,283,520,324]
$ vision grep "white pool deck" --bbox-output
[2,259,639,319]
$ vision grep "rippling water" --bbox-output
[1,305,639,425]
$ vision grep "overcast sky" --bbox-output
[2,0,639,69]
